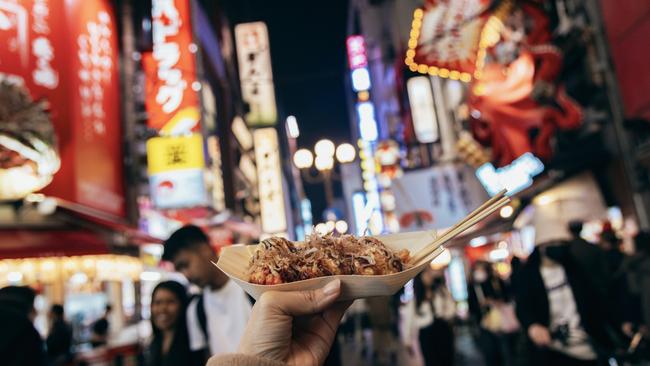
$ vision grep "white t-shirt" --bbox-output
[186,279,252,356]
[540,263,597,360]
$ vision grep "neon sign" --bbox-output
[476,152,544,196]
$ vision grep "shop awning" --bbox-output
[0,229,110,259]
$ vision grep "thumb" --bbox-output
[263,279,342,316]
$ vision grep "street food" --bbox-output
[248,234,411,285]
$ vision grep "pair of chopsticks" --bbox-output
[411,189,511,265]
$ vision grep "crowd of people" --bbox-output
[1,221,649,366]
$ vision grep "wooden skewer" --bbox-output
[412,244,447,266]
[447,189,507,232]
[410,195,510,264]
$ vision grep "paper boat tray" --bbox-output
[216,230,445,301]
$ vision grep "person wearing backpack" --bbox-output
[163,225,252,362]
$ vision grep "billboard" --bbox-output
[146,134,207,209]
[0,0,125,217]
[253,128,286,234]
[235,22,277,127]
[142,0,201,135]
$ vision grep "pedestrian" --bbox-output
[90,304,112,347]
[0,286,47,366]
[403,266,456,366]
[46,304,73,365]
[207,279,350,366]
[147,280,202,366]
[163,225,252,362]
[599,228,625,275]
[515,207,617,366]
[467,261,518,366]
[622,231,650,335]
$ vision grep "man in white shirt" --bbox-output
[163,225,252,360]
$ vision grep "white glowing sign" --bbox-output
[235,22,277,127]
[77,10,113,139]
[253,128,287,234]
[407,76,438,143]
[476,152,545,196]
[351,67,371,92]
[357,102,378,142]
[151,0,184,114]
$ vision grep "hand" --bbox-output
[236,280,350,366]
[622,322,634,337]
[528,324,551,347]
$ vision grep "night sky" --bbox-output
[222,0,352,220]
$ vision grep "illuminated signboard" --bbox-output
[146,134,208,209]
[253,128,287,234]
[476,152,545,196]
[142,0,201,135]
[347,34,383,233]
[346,35,367,69]
[0,0,126,217]
[235,22,277,127]
[407,76,439,143]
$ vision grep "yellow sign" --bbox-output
[146,134,205,175]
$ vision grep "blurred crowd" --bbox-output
[1,223,649,366]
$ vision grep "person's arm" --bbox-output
[207,280,349,366]
[208,354,286,366]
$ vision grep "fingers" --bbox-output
[260,279,342,317]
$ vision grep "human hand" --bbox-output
[528,324,551,347]
[622,322,634,337]
[236,279,350,366]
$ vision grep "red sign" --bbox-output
[142,0,200,135]
[0,0,126,218]
[346,35,367,70]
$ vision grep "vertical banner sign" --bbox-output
[0,0,126,217]
[68,0,124,216]
[235,22,277,127]
[253,128,287,234]
[407,76,439,143]
[142,0,201,135]
[146,134,207,209]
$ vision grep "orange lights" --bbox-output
[357,90,370,101]
[404,0,513,83]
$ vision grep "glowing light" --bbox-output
[286,115,300,138]
[293,149,314,169]
[325,221,336,233]
[314,139,335,157]
[500,205,514,218]
[315,223,328,235]
[314,154,334,171]
[336,143,356,163]
[335,220,348,233]
[409,63,418,72]
[359,118,378,141]
[351,68,371,91]
[357,91,370,101]
[489,248,509,261]
[140,271,162,282]
[430,248,451,270]
[70,272,88,285]
[191,81,202,91]
[417,64,428,74]
[470,236,488,247]
[7,271,23,284]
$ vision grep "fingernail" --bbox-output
[323,279,341,296]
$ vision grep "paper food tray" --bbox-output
[215,229,446,301]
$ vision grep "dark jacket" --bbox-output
[46,319,73,363]
[514,242,615,353]
[0,303,47,366]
